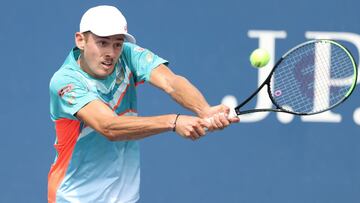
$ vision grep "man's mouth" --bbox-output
[101,61,113,69]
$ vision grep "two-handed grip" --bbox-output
[204,108,238,131]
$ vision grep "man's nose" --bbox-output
[105,47,117,58]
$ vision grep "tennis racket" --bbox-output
[226,39,358,118]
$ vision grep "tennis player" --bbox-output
[48,5,239,203]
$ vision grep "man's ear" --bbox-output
[75,32,86,50]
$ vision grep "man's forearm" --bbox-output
[167,75,210,117]
[101,114,176,141]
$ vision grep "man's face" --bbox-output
[76,32,125,79]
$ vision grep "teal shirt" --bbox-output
[48,43,167,203]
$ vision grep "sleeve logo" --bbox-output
[58,84,74,97]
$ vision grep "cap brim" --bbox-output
[124,33,136,44]
[93,31,136,44]
[83,28,136,43]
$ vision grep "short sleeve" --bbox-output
[50,73,98,120]
[121,43,168,83]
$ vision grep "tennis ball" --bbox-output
[250,48,270,68]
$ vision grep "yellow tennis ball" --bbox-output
[250,48,270,68]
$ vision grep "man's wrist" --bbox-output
[196,106,212,118]
[172,114,181,132]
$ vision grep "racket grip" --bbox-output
[205,108,237,122]
[204,108,238,131]
[228,108,238,119]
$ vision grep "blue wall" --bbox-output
[1,0,359,202]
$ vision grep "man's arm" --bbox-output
[76,100,210,141]
[149,64,239,130]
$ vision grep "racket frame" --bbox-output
[234,39,358,116]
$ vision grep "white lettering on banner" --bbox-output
[305,31,360,85]
[354,108,360,125]
[304,31,360,123]
[221,30,360,125]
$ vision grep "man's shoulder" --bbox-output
[50,66,86,93]
[51,64,77,82]
[121,42,147,55]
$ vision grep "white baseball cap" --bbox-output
[79,5,136,43]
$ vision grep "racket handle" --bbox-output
[228,108,238,119]
[205,108,238,121]
[204,108,238,130]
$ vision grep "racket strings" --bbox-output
[272,51,315,112]
[270,41,356,114]
[314,44,354,109]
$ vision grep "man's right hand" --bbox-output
[173,115,210,141]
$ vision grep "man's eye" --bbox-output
[98,41,107,46]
